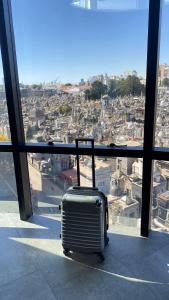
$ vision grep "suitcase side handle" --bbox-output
[75,138,95,188]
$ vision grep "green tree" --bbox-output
[85,89,91,100]
[126,75,145,96]
[85,81,107,100]
[64,83,72,87]
[113,76,145,97]
[59,104,72,115]
[162,78,169,87]
[32,84,42,90]
[85,76,145,100]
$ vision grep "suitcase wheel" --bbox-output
[63,248,70,256]
[97,253,105,263]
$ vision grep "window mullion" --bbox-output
[0,0,32,220]
[141,0,162,237]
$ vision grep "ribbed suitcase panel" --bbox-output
[62,208,104,252]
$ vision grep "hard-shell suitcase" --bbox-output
[61,138,109,261]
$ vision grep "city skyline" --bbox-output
[0,50,169,86]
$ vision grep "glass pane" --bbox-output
[0,50,11,141]
[12,0,148,145]
[28,153,71,214]
[0,153,18,213]
[29,152,141,235]
[151,160,169,233]
[95,156,142,235]
[155,1,169,147]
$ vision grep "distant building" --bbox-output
[100,94,112,119]
[131,160,166,215]
[132,158,143,179]
[78,158,112,195]
[29,153,73,176]
[79,78,85,86]
[118,195,139,225]
[158,64,169,85]
[108,195,139,226]
[20,88,57,98]
[157,191,169,228]
[124,70,138,78]
[117,157,136,176]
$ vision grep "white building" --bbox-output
[79,158,112,195]
[156,191,169,228]
[108,195,139,226]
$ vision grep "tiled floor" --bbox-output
[0,213,169,300]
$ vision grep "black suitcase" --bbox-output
[61,138,109,262]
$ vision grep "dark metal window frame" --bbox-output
[0,0,165,237]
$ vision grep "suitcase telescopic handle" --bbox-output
[75,138,95,188]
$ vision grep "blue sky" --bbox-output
[1,0,169,84]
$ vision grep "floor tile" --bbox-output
[52,267,159,300]
[0,237,37,287]
[0,271,56,300]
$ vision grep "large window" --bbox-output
[29,151,141,234]
[12,0,148,146]
[1,0,168,237]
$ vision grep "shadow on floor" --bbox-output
[1,214,169,300]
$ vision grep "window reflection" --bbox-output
[0,50,11,141]
[72,0,149,11]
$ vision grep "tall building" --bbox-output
[158,64,169,84]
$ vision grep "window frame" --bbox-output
[0,0,165,236]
